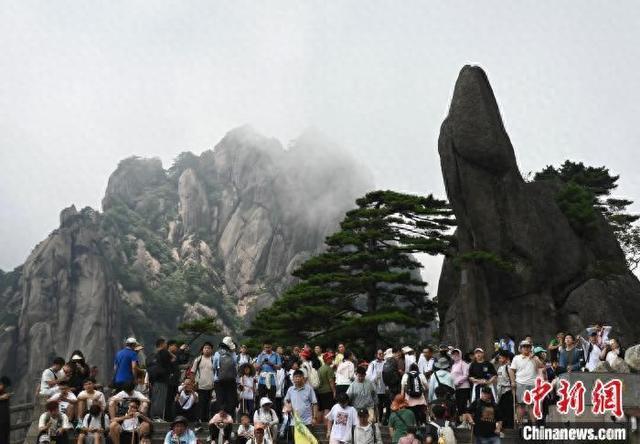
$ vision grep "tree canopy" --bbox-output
[244,190,456,355]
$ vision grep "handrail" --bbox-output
[9,402,34,413]
[9,421,31,431]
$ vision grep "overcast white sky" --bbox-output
[1,1,639,292]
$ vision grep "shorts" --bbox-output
[516,384,534,404]
[317,391,334,411]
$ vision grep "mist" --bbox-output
[2,1,640,293]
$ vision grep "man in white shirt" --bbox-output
[366,350,388,425]
[585,323,612,349]
[108,399,152,444]
[508,341,543,424]
[39,357,66,397]
[77,379,106,419]
[108,382,150,419]
[38,400,72,444]
[47,382,77,421]
[578,332,603,372]
[417,347,435,377]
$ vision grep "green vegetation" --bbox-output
[535,160,640,270]
[453,250,515,272]
[245,190,456,356]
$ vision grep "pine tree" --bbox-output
[244,190,456,355]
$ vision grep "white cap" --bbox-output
[260,397,273,407]
[125,337,137,345]
[401,346,414,354]
[222,336,236,351]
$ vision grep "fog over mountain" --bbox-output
[2,1,640,294]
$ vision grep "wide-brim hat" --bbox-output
[390,394,408,411]
[434,357,450,369]
[222,336,236,351]
[171,416,189,427]
[519,340,532,348]
[260,397,273,407]
[383,348,394,359]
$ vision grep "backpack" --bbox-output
[406,371,423,398]
[304,362,320,389]
[382,358,400,387]
[433,372,455,398]
[116,397,134,417]
[429,420,456,444]
[217,349,237,382]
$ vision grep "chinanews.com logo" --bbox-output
[519,377,628,443]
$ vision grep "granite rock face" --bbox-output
[437,66,640,351]
[0,126,371,401]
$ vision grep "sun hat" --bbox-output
[519,340,532,347]
[222,336,236,351]
[71,354,83,361]
[383,348,394,359]
[401,346,414,354]
[473,347,484,353]
[390,394,408,411]
[434,357,450,370]
[260,397,273,407]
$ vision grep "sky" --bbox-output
[1,1,639,291]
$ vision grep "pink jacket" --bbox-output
[451,360,470,389]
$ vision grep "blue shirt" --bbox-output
[163,429,196,444]
[255,352,282,386]
[284,384,317,425]
[113,347,138,384]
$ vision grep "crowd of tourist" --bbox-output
[17,322,632,444]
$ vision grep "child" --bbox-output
[236,414,254,444]
[325,393,357,444]
[78,403,109,444]
[238,363,256,418]
[353,408,382,444]
[175,379,199,422]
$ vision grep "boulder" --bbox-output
[437,66,640,351]
[592,361,613,373]
[610,357,631,374]
[625,345,640,371]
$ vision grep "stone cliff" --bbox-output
[437,66,640,351]
[0,125,372,401]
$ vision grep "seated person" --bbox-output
[78,403,110,444]
[40,357,67,397]
[247,424,269,444]
[48,381,78,422]
[253,397,279,441]
[236,414,254,444]
[175,378,199,422]
[108,399,151,444]
[38,400,72,444]
[108,382,150,419]
[163,415,196,444]
[77,379,106,419]
[208,409,233,444]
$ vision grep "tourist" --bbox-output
[68,352,90,395]
[108,399,151,444]
[423,404,456,444]
[388,394,416,444]
[213,337,238,415]
[208,409,233,444]
[148,338,173,420]
[163,416,196,444]
[189,341,215,422]
[40,357,67,397]
[558,333,583,373]
[508,341,542,424]
[284,369,318,429]
[366,349,389,425]
[600,337,624,366]
[469,348,497,402]
[397,426,420,444]
[325,393,358,444]
[347,366,377,420]
[77,379,106,419]
[417,346,435,378]
[236,414,254,444]
[382,349,402,403]
[402,347,416,372]
[237,344,252,366]
[255,341,282,402]
[353,407,382,444]
[77,403,109,444]
[317,352,336,423]
[400,363,427,425]
[108,382,150,419]
[577,332,602,372]
[47,381,77,422]
[38,400,72,444]
[335,351,355,396]
[498,335,516,355]
[495,350,514,429]
[463,386,502,444]
[334,344,346,367]
[427,358,455,402]
[586,323,612,348]
[450,348,470,418]
[174,378,199,422]
[253,397,279,442]
[247,423,269,444]
[113,338,141,393]
[239,363,257,417]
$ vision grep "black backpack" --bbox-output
[217,349,237,382]
[382,358,400,387]
[406,371,423,398]
[433,372,456,398]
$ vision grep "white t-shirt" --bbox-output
[326,404,357,443]
[510,354,538,385]
[240,375,256,401]
[176,388,198,411]
[77,390,106,410]
[40,368,65,395]
[48,392,77,415]
[82,413,110,431]
[38,412,71,432]
[110,390,150,404]
[335,361,355,386]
